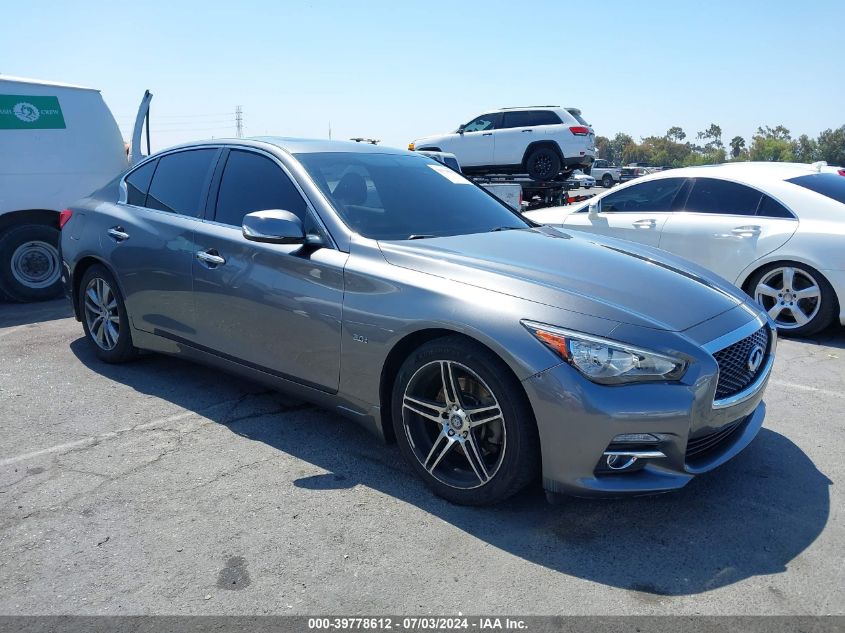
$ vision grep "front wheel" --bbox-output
[525,148,561,181]
[0,224,63,302]
[391,337,540,505]
[79,264,137,363]
[749,262,837,337]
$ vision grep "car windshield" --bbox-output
[295,152,530,240]
[787,173,845,206]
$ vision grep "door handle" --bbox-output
[521,129,533,133]
[196,249,226,266]
[632,218,657,228]
[731,225,761,237]
[107,226,130,241]
[482,132,493,136]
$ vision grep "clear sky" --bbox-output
[2,0,842,152]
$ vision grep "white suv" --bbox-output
[409,106,595,181]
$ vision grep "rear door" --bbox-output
[108,147,220,339]
[191,148,346,392]
[658,177,799,282]
[563,177,688,247]
[494,110,560,166]
[450,113,500,167]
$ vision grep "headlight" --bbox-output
[522,320,687,385]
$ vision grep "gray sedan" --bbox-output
[60,138,776,505]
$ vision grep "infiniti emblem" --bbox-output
[747,345,765,373]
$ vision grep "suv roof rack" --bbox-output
[498,105,560,110]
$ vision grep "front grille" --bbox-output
[713,326,770,400]
[686,418,744,459]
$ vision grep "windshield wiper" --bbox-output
[489,226,521,232]
[407,234,436,240]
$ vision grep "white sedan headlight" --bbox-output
[522,320,687,384]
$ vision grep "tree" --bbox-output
[665,126,686,142]
[697,123,723,150]
[608,133,633,164]
[793,134,819,163]
[816,126,845,165]
[756,125,792,141]
[594,135,611,161]
[749,125,795,162]
[730,136,746,159]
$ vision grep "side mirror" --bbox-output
[457,125,466,135]
[242,209,307,245]
[587,201,600,219]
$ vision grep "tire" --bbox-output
[391,336,540,505]
[747,262,838,337]
[601,174,614,188]
[78,264,137,363]
[0,224,63,302]
[525,147,561,181]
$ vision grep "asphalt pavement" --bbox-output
[0,299,842,615]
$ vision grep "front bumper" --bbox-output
[523,343,771,498]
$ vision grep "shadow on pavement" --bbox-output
[69,337,832,597]
[786,323,845,350]
[0,298,73,329]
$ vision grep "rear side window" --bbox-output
[566,109,589,126]
[214,150,307,227]
[501,110,562,128]
[758,195,794,218]
[787,173,845,205]
[684,178,762,216]
[600,178,687,212]
[125,159,157,206]
[146,149,217,216]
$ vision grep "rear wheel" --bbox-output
[0,224,63,302]
[391,337,540,505]
[525,147,561,181]
[79,264,137,363]
[602,174,614,188]
[749,262,837,337]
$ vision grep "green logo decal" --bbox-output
[0,95,66,129]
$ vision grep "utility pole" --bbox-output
[235,106,243,138]
[328,121,332,140]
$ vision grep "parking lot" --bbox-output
[0,298,842,615]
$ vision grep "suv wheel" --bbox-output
[525,147,561,181]
[391,336,540,505]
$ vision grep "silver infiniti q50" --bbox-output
[61,138,776,505]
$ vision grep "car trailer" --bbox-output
[468,173,599,210]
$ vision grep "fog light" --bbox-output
[606,454,638,470]
[612,433,660,443]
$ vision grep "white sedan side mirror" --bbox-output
[588,201,599,219]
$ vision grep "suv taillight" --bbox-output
[59,209,73,230]
[569,126,589,136]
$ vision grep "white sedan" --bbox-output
[525,162,845,336]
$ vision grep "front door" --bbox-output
[449,113,500,167]
[563,177,689,247]
[191,148,346,392]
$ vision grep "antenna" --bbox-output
[235,105,243,138]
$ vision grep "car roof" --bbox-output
[638,161,829,185]
[158,137,412,156]
[496,105,580,113]
[0,74,99,92]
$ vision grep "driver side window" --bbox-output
[600,178,687,212]
[463,114,498,132]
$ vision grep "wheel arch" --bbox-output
[0,209,60,234]
[71,255,128,322]
[521,141,564,169]
[377,327,535,443]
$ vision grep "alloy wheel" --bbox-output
[83,277,121,350]
[402,360,506,489]
[754,266,821,329]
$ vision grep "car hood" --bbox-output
[378,227,751,332]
